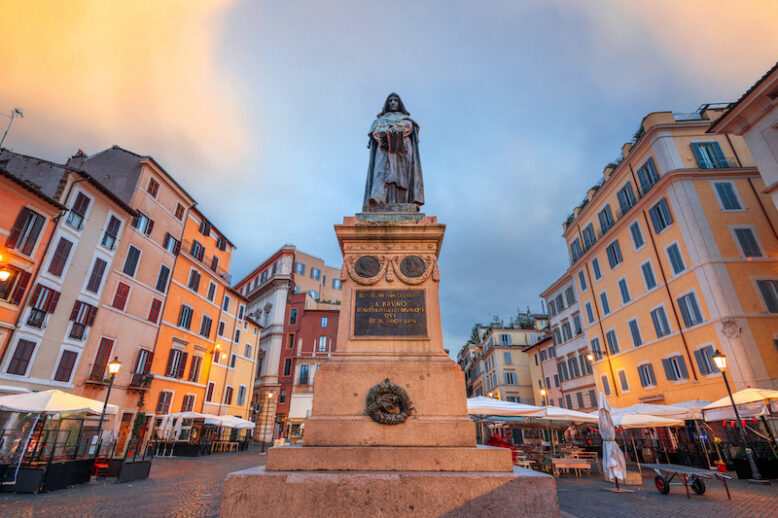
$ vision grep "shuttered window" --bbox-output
[177,305,193,329]
[734,228,762,257]
[69,301,97,339]
[628,319,642,347]
[630,222,644,250]
[112,282,131,311]
[66,193,90,229]
[90,338,114,380]
[694,346,720,376]
[165,349,188,379]
[605,330,619,354]
[617,183,636,214]
[618,279,630,304]
[649,198,673,233]
[677,293,703,327]
[155,265,171,293]
[156,391,173,414]
[123,246,141,277]
[661,355,689,381]
[102,216,122,249]
[714,182,741,210]
[53,350,78,382]
[691,141,729,169]
[187,270,201,291]
[606,240,622,268]
[86,258,107,293]
[757,280,778,313]
[7,208,45,255]
[636,157,660,194]
[667,244,686,274]
[637,363,656,387]
[48,237,73,276]
[147,298,162,323]
[224,386,233,405]
[188,356,202,383]
[7,339,36,375]
[651,307,671,337]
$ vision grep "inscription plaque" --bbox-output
[354,289,427,337]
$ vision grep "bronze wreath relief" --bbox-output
[365,378,414,425]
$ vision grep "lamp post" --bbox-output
[539,388,547,406]
[260,391,274,453]
[711,349,761,480]
[95,357,121,456]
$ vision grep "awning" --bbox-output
[703,388,778,421]
[609,402,708,421]
[0,389,118,415]
[467,396,542,417]
[533,406,598,424]
[611,413,684,429]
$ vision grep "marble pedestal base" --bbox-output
[220,466,560,518]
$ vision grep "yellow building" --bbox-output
[560,105,778,407]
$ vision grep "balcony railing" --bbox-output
[181,240,232,283]
[86,364,109,385]
[27,308,46,328]
[69,322,86,340]
[129,372,153,390]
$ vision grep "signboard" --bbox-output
[354,289,427,337]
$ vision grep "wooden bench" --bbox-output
[552,458,592,477]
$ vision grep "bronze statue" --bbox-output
[363,93,424,211]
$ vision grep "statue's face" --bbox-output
[387,96,400,112]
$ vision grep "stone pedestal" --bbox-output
[221,213,559,517]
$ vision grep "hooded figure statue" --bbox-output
[363,93,424,210]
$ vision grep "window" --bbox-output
[289,308,297,324]
[500,333,511,345]
[308,290,319,300]
[165,349,187,378]
[545,376,550,389]
[573,315,582,335]
[734,228,762,257]
[156,391,173,414]
[554,374,560,387]
[694,345,721,375]
[504,372,517,385]
[650,307,671,337]
[188,356,202,383]
[222,386,233,405]
[636,157,659,194]
[617,183,636,214]
[86,258,108,293]
[562,322,572,341]
[588,390,597,407]
[600,292,610,315]
[555,294,564,312]
[677,292,703,327]
[69,301,97,339]
[558,361,569,381]
[318,336,327,352]
[175,203,185,220]
[592,258,601,281]
[190,240,204,261]
[177,305,193,329]
[691,141,729,169]
[558,398,564,408]
[53,350,78,382]
[66,192,90,230]
[570,238,582,262]
[90,337,114,380]
[540,349,547,362]
[578,270,587,291]
[628,319,642,347]
[667,244,686,275]
[45,238,73,279]
[199,218,211,236]
[565,286,576,305]
[576,392,584,408]
[222,294,231,311]
[230,354,237,368]
[617,370,629,391]
[598,205,614,234]
[618,279,630,304]
[294,262,306,275]
[206,382,215,402]
[601,374,611,395]
[8,208,45,255]
[581,353,592,374]
[237,385,247,406]
[279,389,286,403]
[548,300,556,317]
[207,282,216,302]
[592,338,602,360]
[187,269,201,292]
[630,222,644,250]
[565,394,573,409]
[642,262,657,290]
[210,256,219,272]
[333,278,342,289]
[132,211,154,236]
[147,298,162,323]
[662,354,689,381]
[181,394,195,412]
[605,330,619,355]
[27,284,59,327]
[582,224,596,249]
[7,339,36,375]
[757,280,778,312]
[147,177,160,197]
[112,282,131,311]
[156,265,171,292]
[311,267,321,280]
[234,329,241,343]
[218,320,226,337]
[245,342,252,358]
[714,182,742,210]
[199,315,212,338]
[163,233,180,255]
[585,302,594,324]
[606,240,622,268]
[282,358,292,377]
[298,364,310,385]
[568,357,580,378]
[649,198,673,233]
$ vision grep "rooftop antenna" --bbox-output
[0,108,24,148]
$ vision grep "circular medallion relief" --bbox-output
[365,378,414,425]
[354,255,381,277]
[400,255,426,277]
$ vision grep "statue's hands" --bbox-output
[379,136,389,151]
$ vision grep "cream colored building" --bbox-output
[477,322,544,404]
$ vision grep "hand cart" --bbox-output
[642,463,732,500]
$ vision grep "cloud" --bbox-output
[0,0,247,170]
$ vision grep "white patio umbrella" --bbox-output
[466,396,542,417]
[218,415,256,429]
[611,413,684,429]
[610,403,699,421]
[703,388,778,421]
[667,400,711,421]
[598,392,626,487]
[534,405,599,424]
[0,389,118,415]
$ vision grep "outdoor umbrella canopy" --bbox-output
[0,389,118,415]
[703,388,778,421]
[666,400,711,420]
[534,405,599,424]
[608,402,705,421]
[611,413,683,429]
[598,392,626,482]
[466,396,542,417]
[218,415,256,429]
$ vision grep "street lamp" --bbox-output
[539,388,547,406]
[260,391,274,453]
[586,353,594,362]
[95,357,121,456]
[711,349,761,480]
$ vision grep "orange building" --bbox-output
[0,166,64,391]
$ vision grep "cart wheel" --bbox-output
[655,475,670,495]
[690,477,706,495]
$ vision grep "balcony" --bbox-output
[129,372,153,391]
[26,308,46,328]
[181,240,232,283]
[85,365,109,386]
[69,323,86,340]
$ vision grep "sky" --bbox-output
[1,1,776,356]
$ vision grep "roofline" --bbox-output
[708,61,778,133]
[105,145,197,204]
[190,206,237,249]
[0,167,67,210]
[234,245,297,288]
[540,271,572,298]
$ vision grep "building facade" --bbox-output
[526,336,564,409]
[559,105,778,408]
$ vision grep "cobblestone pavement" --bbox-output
[0,448,265,518]
[557,473,778,518]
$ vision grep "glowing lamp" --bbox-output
[711,349,726,371]
[586,353,594,362]
[267,392,273,398]
[540,388,546,397]
[0,269,10,282]
[108,356,121,375]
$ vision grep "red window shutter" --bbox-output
[70,301,82,321]
[6,208,29,248]
[112,282,130,310]
[131,215,139,228]
[148,298,162,323]
[54,350,78,382]
[86,304,98,325]
[143,351,154,374]
[11,271,31,305]
[8,339,36,375]
[29,284,43,307]
[145,219,155,236]
[106,216,121,236]
[48,238,73,276]
[72,193,90,216]
[165,350,176,377]
[46,290,61,313]
[176,352,188,379]
[93,338,114,376]
[173,239,181,256]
